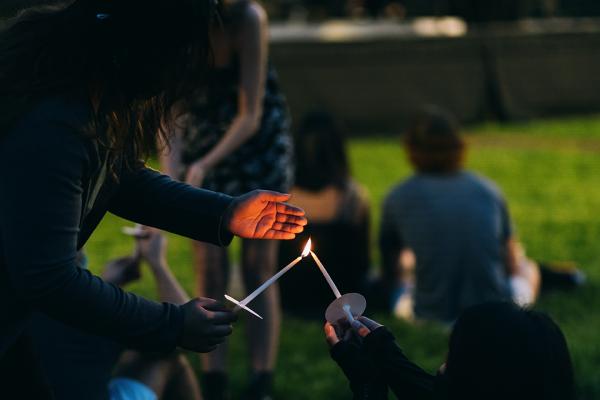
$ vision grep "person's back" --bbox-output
[383,171,512,322]
[380,106,514,323]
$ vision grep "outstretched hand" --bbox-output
[225,190,307,240]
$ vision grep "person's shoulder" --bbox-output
[241,1,268,29]
[383,175,419,205]
[4,94,94,156]
[389,175,421,195]
[13,94,92,134]
[463,171,505,199]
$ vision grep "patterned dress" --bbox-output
[181,59,294,196]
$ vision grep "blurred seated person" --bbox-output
[379,106,542,324]
[30,229,214,400]
[324,302,575,400]
[278,111,370,318]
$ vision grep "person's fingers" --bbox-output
[272,222,305,233]
[275,202,306,216]
[206,337,226,346]
[263,230,296,240]
[200,345,218,353]
[208,311,237,324]
[324,322,339,346]
[275,214,308,225]
[209,324,233,337]
[255,190,291,203]
[343,327,354,342]
[199,299,228,312]
[195,297,220,308]
[350,319,371,337]
[358,316,383,331]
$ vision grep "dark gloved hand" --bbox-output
[325,319,388,399]
[179,297,237,353]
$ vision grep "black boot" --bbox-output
[201,371,230,400]
[244,371,274,400]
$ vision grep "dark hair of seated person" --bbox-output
[404,106,466,174]
[443,302,575,400]
[294,110,350,191]
[279,111,370,318]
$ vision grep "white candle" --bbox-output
[225,294,263,319]
[310,251,342,299]
[238,256,303,307]
[343,304,355,322]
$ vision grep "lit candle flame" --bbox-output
[301,238,312,258]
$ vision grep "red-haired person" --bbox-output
[379,106,540,324]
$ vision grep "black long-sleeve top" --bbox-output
[0,95,234,357]
[331,327,436,399]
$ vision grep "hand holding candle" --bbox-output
[225,237,367,324]
[306,243,367,324]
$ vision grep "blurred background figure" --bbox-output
[159,1,293,399]
[278,111,371,318]
[379,106,583,324]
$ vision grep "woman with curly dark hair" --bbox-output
[0,1,306,398]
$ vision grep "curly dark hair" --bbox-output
[404,106,465,174]
[0,0,216,166]
[295,111,350,192]
[445,302,575,400]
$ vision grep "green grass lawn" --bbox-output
[85,115,600,399]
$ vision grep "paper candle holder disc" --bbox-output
[325,293,367,324]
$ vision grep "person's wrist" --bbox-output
[195,159,211,172]
[175,303,187,348]
[221,197,237,233]
[148,257,169,271]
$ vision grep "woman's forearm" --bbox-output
[195,113,260,170]
[148,259,190,305]
[158,116,186,179]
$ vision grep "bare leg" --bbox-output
[114,352,201,400]
[147,254,190,305]
[193,240,230,372]
[107,232,201,399]
[241,239,280,372]
[163,355,203,400]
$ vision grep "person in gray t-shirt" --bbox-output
[380,107,540,324]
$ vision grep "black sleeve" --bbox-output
[330,341,388,400]
[363,327,435,400]
[0,120,183,353]
[109,165,234,246]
